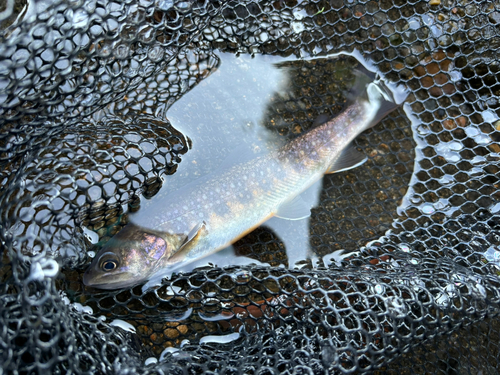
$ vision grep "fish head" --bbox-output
[83,223,178,289]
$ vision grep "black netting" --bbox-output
[1,0,500,374]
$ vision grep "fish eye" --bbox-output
[101,259,118,271]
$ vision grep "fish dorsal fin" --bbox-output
[326,143,367,174]
[275,195,311,220]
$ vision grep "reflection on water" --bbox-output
[83,50,412,291]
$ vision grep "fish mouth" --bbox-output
[82,270,140,290]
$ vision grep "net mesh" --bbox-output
[1,0,500,373]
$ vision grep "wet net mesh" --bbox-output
[1,0,500,373]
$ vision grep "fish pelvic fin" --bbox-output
[326,142,367,174]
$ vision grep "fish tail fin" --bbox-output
[365,78,408,128]
[348,68,408,129]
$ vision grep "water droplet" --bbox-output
[145,357,157,366]
[293,8,308,20]
[291,21,305,33]
[408,17,421,30]
[410,196,422,204]
[490,203,500,214]
[483,246,500,264]
[449,70,462,82]
[109,319,136,333]
[148,46,164,62]
[399,244,411,252]
[198,311,234,321]
[421,204,435,214]
[115,44,129,59]
[481,110,498,123]
[232,270,251,283]
[159,347,179,361]
[438,175,454,185]
[475,134,491,145]
[374,284,384,294]
[157,0,173,11]
[72,9,89,29]
[199,332,240,345]
[236,310,248,319]
[175,1,192,12]
[422,14,434,26]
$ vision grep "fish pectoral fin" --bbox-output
[178,221,207,251]
[325,143,367,174]
[275,196,311,220]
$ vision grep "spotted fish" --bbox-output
[83,76,406,289]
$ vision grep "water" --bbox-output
[87,49,412,291]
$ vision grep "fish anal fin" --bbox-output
[275,195,311,220]
[326,143,367,174]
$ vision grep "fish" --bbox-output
[83,75,407,290]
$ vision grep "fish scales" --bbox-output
[83,78,405,289]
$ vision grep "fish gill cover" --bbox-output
[0,0,500,374]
